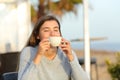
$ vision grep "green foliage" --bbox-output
[31,6,37,18]
[105,52,120,80]
[30,0,83,23]
[71,0,83,4]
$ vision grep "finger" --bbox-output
[44,45,50,50]
[61,42,66,45]
[42,39,49,42]
[41,39,50,45]
[61,38,70,45]
[60,43,67,48]
[43,42,50,45]
[61,40,67,45]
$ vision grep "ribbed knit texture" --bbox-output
[18,46,89,80]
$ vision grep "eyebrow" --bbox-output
[54,26,59,29]
[41,26,59,30]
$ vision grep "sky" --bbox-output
[59,0,120,43]
[0,0,120,52]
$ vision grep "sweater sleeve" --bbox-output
[18,47,40,80]
[70,51,90,80]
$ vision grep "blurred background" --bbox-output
[0,0,120,80]
[0,0,120,53]
[0,0,31,53]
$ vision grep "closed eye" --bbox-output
[43,29,49,32]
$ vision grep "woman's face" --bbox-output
[37,20,61,40]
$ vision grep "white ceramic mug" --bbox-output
[49,37,62,47]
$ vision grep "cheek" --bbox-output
[39,33,50,39]
[55,32,61,36]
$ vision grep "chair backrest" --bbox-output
[0,52,20,75]
[2,72,18,80]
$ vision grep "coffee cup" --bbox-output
[49,37,62,47]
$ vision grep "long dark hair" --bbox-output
[27,15,62,47]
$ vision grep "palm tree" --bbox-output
[31,0,83,24]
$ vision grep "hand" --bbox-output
[37,39,50,55]
[34,39,50,64]
[60,38,74,61]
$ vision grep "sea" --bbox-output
[71,42,120,52]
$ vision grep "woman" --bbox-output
[18,15,89,80]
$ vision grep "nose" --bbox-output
[50,31,55,36]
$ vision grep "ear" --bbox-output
[37,36,40,39]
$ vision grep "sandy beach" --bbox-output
[73,49,117,80]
